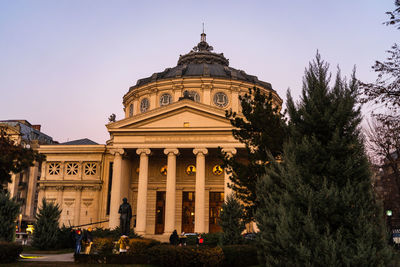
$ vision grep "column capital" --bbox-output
[110,148,125,156]
[164,148,179,156]
[221,147,237,157]
[193,148,208,156]
[136,148,151,156]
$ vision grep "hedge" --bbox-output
[0,242,23,263]
[221,245,258,267]
[76,243,258,266]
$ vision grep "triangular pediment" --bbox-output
[107,100,234,132]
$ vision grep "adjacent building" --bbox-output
[0,120,55,229]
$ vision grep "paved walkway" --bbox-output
[19,253,74,262]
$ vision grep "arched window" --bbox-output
[184,90,200,102]
[129,104,133,117]
[140,98,150,113]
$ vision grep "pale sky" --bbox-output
[0,0,398,144]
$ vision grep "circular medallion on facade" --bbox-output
[212,165,224,176]
[160,93,172,106]
[140,98,150,113]
[213,92,228,107]
[186,164,196,175]
[160,165,168,176]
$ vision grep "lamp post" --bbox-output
[386,210,393,244]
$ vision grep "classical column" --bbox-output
[109,149,125,229]
[8,173,20,198]
[221,148,237,201]
[164,148,179,234]
[136,148,151,235]
[25,162,39,218]
[193,148,208,233]
[73,186,83,227]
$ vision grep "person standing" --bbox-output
[74,229,83,254]
[169,230,179,245]
[83,227,93,254]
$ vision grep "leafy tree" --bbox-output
[0,127,44,184]
[256,54,392,266]
[32,198,61,250]
[0,190,20,242]
[219,194,245,245]
[360,1,400,110]
[222,88,286,221]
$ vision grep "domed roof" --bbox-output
[128,33,273,91]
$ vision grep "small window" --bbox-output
[84,163,97,175]
[140,98,150,113]
[66,163,79,175]
[159,93,172,106]
[48,163,60,175]
[184,90,200,102]
[213,92,228,107]
[129,104,133,117]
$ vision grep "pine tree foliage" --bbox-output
[0,191,20,242]
[32,198,61,250]
[222,88,286,221]
[256,54,392,266]
[219,194,245,245]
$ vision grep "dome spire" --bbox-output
[201,23,206,42]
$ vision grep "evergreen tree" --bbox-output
[32,198,61,250]
[0,190,20,242]
[256,54,392,266]
[219,194,245,245]
[222,87,286,221]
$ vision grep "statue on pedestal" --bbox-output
[118,197,132,236]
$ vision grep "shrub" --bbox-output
[201,232,222,247]
[197,246,224,266]
[221,244,258,267]
[127,238,160,255]
[92,227,140,239]
[0,242,23,263]
[91,237,115,255]
[147,245,224,267]
[57,226,74,249]
[74,254,105,264]
[0,191,20,242]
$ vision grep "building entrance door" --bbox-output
[155,191,165,234]
[182,192,195,233]
[209,192,224,233]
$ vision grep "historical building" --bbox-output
[37,33,282,239]
[0,120,55,229]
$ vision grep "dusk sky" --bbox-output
[1,0,398,144]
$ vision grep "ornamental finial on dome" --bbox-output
[193,24,213,52]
